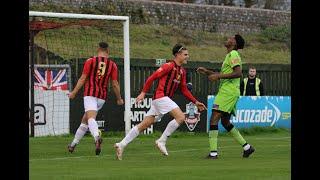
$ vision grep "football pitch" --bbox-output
[30,130,290,180]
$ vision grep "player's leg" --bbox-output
[150,97,181,156]
[155,107,185,156]
[221,113,255,158]
[207,110,223,159]
[207,93,230,159]
[114,115,155,160]
[117,115,156,147]
[68,114,88,153]
[86,110,102,155]
[84,96,104,155]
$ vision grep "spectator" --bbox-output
[240,66,264,96]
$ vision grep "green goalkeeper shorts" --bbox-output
[212,92,239,116]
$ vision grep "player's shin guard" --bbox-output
[88,118,100,141]
[209,125,219,153]
[71,123,88,147]
[158,119,180,143]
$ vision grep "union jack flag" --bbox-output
[34,68,68,91]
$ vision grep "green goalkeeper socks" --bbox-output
[208,130,218,152]
[229,127,246,146]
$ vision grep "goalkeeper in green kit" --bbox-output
[197,34,255,159]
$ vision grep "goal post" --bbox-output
[29,11,131,136]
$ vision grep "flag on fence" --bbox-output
[34,68,68,90]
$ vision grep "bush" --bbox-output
[261,25,291,48]
[261,25,291,42]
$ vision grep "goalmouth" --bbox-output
[29,11,131,135]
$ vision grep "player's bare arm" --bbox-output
[68,74,87,99]
[180,75,207,111]
[136,92,146,104]
[111,80,124,105]
[196,67,217,76]
[195,101,207,111]
[208,65,242,82]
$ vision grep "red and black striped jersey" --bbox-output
[82,56,118,100]
[142,60,197,103]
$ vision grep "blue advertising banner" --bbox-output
[207,96,291,132]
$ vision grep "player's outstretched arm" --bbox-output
[180,70,206,111]
[195,101,207,111]
[180,87,206,111]
[206,65,242,82]
[68,74,87,99]
[111,80,124,105]
[136,92,146,104]
[196,67,216,76]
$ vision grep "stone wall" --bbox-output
[29,0,291,34]
[154,0,291,11]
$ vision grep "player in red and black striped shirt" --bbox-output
[114,44,206,160]
[68,42,124,155]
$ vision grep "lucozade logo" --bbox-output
[231,101,281,126]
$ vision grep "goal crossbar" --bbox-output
[29,11,129,21]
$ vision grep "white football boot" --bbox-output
[114,142,124,160]
[155,139,169,156]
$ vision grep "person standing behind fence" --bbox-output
[240,66,264,96]
[67,42,124,155]
[114,44,206,160]
[196,34,255,159]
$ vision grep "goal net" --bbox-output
[29,11,131,137]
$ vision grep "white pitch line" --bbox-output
[29,155,113,161]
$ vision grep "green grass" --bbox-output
[30,130,290,180]
[33,22,290,64]
[130,25,290,64]
[30,4,290,64]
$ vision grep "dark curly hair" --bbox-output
[235,34,245,49]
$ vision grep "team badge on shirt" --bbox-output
[176,74,181,81]
[231,58,240,65]
[176,69,183,81]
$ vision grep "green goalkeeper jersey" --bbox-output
[218,50,242,96]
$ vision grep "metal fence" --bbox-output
[70,58,291,96]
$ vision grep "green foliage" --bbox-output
[261,25,291,48]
